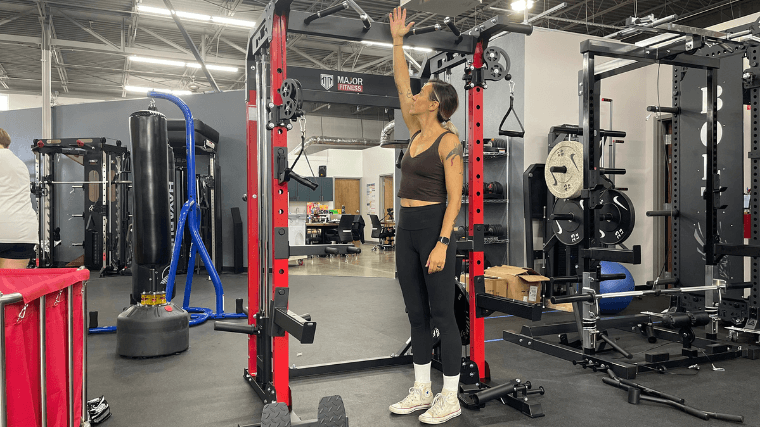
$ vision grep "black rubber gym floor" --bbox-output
[87,273,760,427]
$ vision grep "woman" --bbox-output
[0,128,38,269]
[387,7,464,425]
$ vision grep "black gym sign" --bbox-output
[287,66,421,108]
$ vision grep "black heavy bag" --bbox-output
[130,110,171,266]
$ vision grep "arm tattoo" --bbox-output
[445,143,464,166]
[406,89,413,98]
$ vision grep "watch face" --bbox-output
[440,237,450,244]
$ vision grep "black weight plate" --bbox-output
[455,280,470,346]
[551,198,585,246]
[596,189,635,245]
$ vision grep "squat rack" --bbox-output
[215,0,539,423]
[31,138,131,274]
[506,22,760,379]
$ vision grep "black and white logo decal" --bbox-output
[320,74,334,90]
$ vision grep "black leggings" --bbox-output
[396,204,459,376]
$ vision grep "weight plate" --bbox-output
[545,140,583,199]
[455,280,470,346]
[551,198,585,246]
[596,189,635,245]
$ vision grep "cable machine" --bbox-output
[31,137,131,274]
[214,0,548,424]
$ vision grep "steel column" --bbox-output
[270,13,291,406]
[467,41,485,378]
[246,60,260,377]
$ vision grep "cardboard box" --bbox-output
[459,274,508,298]
[484,265,549,304]
[546,300,574,312]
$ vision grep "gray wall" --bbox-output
[1,90,247,267]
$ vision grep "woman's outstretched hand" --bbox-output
[389,7,414,40]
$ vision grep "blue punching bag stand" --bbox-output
[149,92,245,324]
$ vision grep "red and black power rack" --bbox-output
[215,1,542,424]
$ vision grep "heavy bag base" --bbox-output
[116,303,190,357]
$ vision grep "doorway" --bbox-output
[334,178,361,215]
[381,174,394,221]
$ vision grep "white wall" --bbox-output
[361,143,396,241]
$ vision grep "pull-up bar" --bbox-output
[409,23,441,36]
[303,0,372,30]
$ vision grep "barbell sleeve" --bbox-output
[600,129,626,138]
[645,278,679,286]
[647,106,681,114]
[549,213,575,221]
[303,2,349,24]
[646,210,679,217]
[549,166,567,173]
[598,168,626,175]
[551,294,595,304]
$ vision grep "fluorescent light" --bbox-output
[129,56,185,67]
[211,16,257,28]
[176,11,211,21]
[361,41,433,53]
[125,85,193,96]
[136,5,171,15]
[185,63,239,72]
[136,4,255,28]
[130,56,239,73]
[511,0,535,11]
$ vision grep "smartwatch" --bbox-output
[438,236,450,245]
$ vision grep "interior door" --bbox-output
[382,175,394,220]
[334,178,361,215]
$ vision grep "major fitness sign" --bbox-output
[320,73,363,93]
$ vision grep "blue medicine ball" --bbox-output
[599,261,635,314]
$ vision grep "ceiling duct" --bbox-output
[379,120,395,145]
[289,136,381,156]
[288,120,394,156]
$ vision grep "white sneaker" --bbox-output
[389,382,434,414]
[418,390,462,424]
